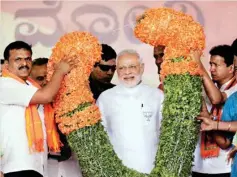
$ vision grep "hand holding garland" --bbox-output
[30,55,77,105]
[190,50,227,104]
[197,116,237,133]
[197,112,236,150]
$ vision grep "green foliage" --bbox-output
[171,56,185,62]
[67,122,149,177]
[61,102,92,117]
[151,74,202,177]
[66,73,202,177]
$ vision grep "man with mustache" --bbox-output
[96,49,164,174]
[192,39,237,177]
[0,41,75,177]
[89,44,117,100]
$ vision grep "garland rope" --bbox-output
[47,7,205,177]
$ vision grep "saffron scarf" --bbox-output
[2,69,61,153]
[201,77,237,158]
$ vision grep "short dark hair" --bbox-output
[209,45,234,66]
[0,59,4,65]
[231,38,237,56]
[101,44,117,61]
[32,58,49,66]
[3,41,32,61]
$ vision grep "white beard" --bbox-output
[118,74,142,88]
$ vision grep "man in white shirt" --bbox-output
[97,49,164,174]
[0,41,75,177]
[192,45,237,177]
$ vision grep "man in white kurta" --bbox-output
[97,49,164,174]
[0,41,75,177]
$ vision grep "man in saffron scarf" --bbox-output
[196,39,237,177]
[192,45,237,177]
[0,41,75,177]
[30,57,82,177]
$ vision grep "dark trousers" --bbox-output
[192,172,230,177]
[5,170,43,177]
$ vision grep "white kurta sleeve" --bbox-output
[158,93,164,131]
[96,94,108,130]
[0,78,38,107]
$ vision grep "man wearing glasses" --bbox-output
[89,44,117,100]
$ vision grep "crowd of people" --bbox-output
[0,38,237,177]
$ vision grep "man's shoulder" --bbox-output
[0,77,35,88]
[141,84,164,97]
[229,91,237,99]
[100,85,118,96]
[225,91,237,107]
[0,77,19,85]
[98,85,118,101]
[0,77,14,82]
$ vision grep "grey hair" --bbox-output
[116,49,143,64]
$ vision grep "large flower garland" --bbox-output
[48,7,205,177]
[47,31,148,177]
[47,32,102,134]
[135,8,205,177]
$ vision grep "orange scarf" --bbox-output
[2,69,61,153]
[201,77,237,158]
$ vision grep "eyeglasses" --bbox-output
[96,64,116,72]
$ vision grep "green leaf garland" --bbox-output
[151,74,202,177]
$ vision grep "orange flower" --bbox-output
[160,58,202,78]
[134,7,205,73]
[47,31,102,134]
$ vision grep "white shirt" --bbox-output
[0,77,48,176]
[192,79,237,174]
[47,153,82,177]
[96,83,164,174]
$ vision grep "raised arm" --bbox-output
[190,51,223,104]
[30,58,75,104]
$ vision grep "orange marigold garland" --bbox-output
[48,31,150,177]
[47,31,102,134]
[48,7,205,176]
[135,8,204,177]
